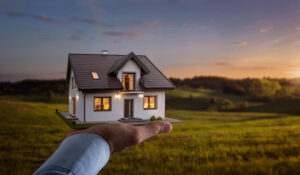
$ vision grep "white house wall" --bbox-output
[84,91,165,122]
[69,70,84,121]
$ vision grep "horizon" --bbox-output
[1,0,300,81]
[1,74,300,83]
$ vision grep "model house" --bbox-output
[66,51,175,122]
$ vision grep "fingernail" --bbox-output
[164,123,172,133]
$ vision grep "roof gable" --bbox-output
[108,52,150,75]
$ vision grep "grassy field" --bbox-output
[1,96,300,174]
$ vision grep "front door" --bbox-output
[72,98,76,116]
[124,99,134,118]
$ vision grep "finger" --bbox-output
[136,121,172,142]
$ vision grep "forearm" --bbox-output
[33,134,110,175]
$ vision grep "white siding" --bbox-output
[69,70,84,121]
[84,91,165,122]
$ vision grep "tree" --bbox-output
[248,79,281,101]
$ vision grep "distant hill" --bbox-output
[291,77,300,85]
[0,79,66,95]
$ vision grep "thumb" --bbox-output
[136,121,172,142]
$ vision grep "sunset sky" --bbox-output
[1,0,300,81]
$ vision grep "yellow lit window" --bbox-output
[94,97,111,111]
[123,73,135,91]
[150,96,155,108]
[144,97,149,109]
[94,98,102,111]
[144,96,156,109]
[91,72,99,79]
[103,98,110,110]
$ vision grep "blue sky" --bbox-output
[1,0,300,81]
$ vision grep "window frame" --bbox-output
[72,77,76,89]
[94,96,112,112]
[122,72,136,91]
[143,96,157,110]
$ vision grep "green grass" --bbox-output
[0,99,70,174]
[1,97,300,174]
[249,98,300,115]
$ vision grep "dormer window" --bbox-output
[91,72,99,79]
[123,73,135,91]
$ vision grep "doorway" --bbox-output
[124,99,134,118]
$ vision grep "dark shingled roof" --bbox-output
[66,52,175,91]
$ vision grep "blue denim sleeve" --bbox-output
[33,134,111,175]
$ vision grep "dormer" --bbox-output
[109,52,150,91]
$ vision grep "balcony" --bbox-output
[121,90,144,95]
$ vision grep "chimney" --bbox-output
[101,50,108,54]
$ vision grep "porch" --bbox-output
[57,111,183,129]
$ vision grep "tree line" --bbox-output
[1,76,300,102]
[170,76,300,102]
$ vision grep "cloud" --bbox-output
[113,40,121,44]
[67,29,88,41]
[67,35,82,40]
[182,23,206,32]
[5,12,65,24]
[5,12,115,28]
[40,36,50,40]
[125,20,159,29]
[102,31,143,39]
[260,27,272,33]
[216,62,230,66]
[234,41,248,47]
[69,17,116,28]
[236,66,277,70]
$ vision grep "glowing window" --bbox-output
[91,72,99,79]
[123,73,135,91]
[103,98,110,110]
[144,97,149,109]
[144,96,156,109]
[94,98,102,111]
[94,97,111,111]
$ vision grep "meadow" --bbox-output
[1,89,300,174]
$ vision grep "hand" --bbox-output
[68,121,172,153]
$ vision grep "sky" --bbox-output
[0,0,300,81]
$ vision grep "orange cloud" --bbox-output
[216,62,230,66]
[234,41,248,47]
[260,27,272,33]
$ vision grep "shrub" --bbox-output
[157,116,162,120]
[223,84,246,95]
[233,101,249,111]
[221,99,234,109]
[210,97,217,104]
[242,101,249,109]
[150,116,156,121]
